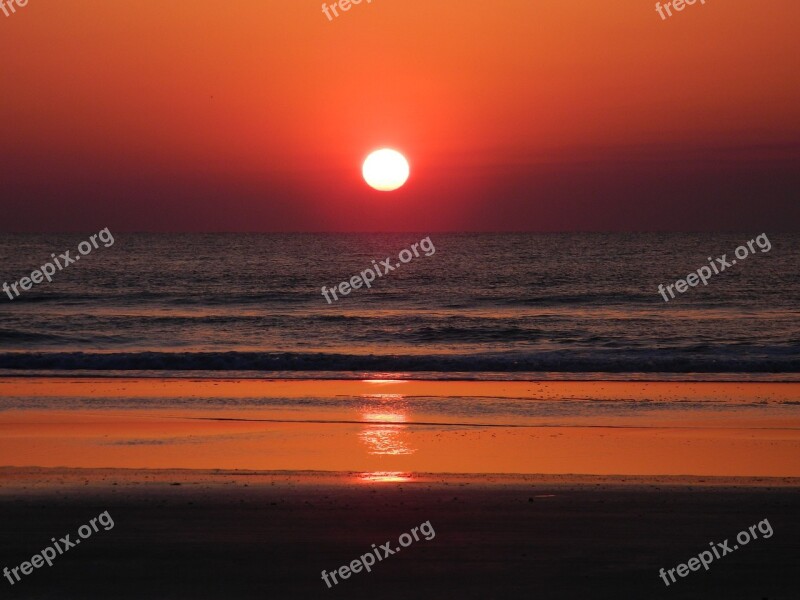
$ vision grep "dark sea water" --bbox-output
[0,233,798,379]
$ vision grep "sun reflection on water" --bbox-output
[356,471,414,483]
[357,394,417,456]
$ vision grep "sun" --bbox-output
[362,149,410,192]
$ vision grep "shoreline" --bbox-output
[2,376,800,399]
[3,371,800,382]
[2,467,800,492]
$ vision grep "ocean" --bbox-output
[1,233,798,380]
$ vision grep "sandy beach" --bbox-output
[0,468,798,599]
[1,378,799,598]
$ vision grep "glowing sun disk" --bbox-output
[362,149,409,191]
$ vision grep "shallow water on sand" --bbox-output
[2,379,798,476]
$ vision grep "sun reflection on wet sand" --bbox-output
[356,471,414,483]
[354,393,419,481]
[358,393,417,456]
[359,413,417,455]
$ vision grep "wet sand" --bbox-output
[0,469,798,599]
[1,379,799,598]
[1,378,799,475]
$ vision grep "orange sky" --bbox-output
[1,0,798,231]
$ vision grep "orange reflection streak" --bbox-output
[356,472,413,483]
[358,394,417,456]
[362,411,406,424]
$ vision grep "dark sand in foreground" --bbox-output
[0,469,797,599]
